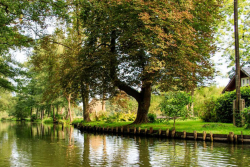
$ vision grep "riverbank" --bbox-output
[73,120,250,144]
[72,119,250,135]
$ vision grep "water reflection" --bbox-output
[1,122,250,166]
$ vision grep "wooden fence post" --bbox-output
[241,131,243,143]
[183,131,186,139]
[166,129,169,137]
[127,127,130,133]
[159,129,162,136]
[228,132,234,142]
[149,127,153,134]
[134,127,137,134]
[121,126,124,133]
[138,127,141,134]
[194,131,197,140]
[203,131,206,141]
[171,129,176,138]
[116,127,118,133]
[210,132,213,142]
[234,135,238,143]
[145,128,147,135]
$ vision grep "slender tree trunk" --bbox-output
[57,105,59,115]
[36,108,38,119]
[174,117,176,129]
[66,94,73,123]
[53,106,55,121]
[41,110,44,120]
[30,107,33,118]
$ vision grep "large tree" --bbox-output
[79,0,222,123]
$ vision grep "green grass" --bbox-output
[76,119,250,135]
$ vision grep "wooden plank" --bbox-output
[213,134,228,138]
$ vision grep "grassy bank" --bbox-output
[73,119,250,135]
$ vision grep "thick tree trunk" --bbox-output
[133,84,151,124]
[80,82,91,122]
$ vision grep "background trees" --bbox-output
[0,0,226,124]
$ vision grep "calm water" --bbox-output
[1,122,250,167]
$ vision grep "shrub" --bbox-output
[31,114,37,121]
[200,97,218,122]
[200,87,250,123]
[148,113,157,123]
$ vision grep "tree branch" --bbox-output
[115,80,141,102]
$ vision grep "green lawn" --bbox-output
[74,119,250,135]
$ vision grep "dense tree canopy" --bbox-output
[0,0,224,124]
[78,0,222,123]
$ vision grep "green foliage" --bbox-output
[200,97,218,122]
[160,91,192,128]
[243,107,250,129]
[160,92,192,119]
[200,87,250,123]
[193,86,223,117]
[31,114,37,121]
[148,113,157,123]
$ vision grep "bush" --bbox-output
[200,87,250,123]
[243,107,250,128]
[31,114,37,121]
[148,113,157,123]
[200,97,218,122]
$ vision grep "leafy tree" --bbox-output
[160,91,192,129]
[79,0,222,123]
[218,0,250,68]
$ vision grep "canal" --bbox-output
[1,121,250,166]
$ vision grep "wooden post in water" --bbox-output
[134,127,136,134]
[116,127,118,133]
[159,129,162,136]
[194,131,197,140]
[145,128,148,135]
[121,126,123,133]
[166,129,169,137]
[138,127,141,134]
[234,134,238,143]
[171,129,176,138]
[228,132,234,142]
[127,127,130,133]
[149,127,153,134]
[210,132,213,142]
[203,131,206,141]
[183,131,186,139]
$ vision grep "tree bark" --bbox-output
[133,84,151,124]
[80,82,91,122]
[53,106,55,121]
[66,94,73,123]
[30,107,33,118]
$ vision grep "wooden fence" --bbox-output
[74,124,250,144]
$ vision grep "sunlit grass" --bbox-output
[75,118,250,135]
